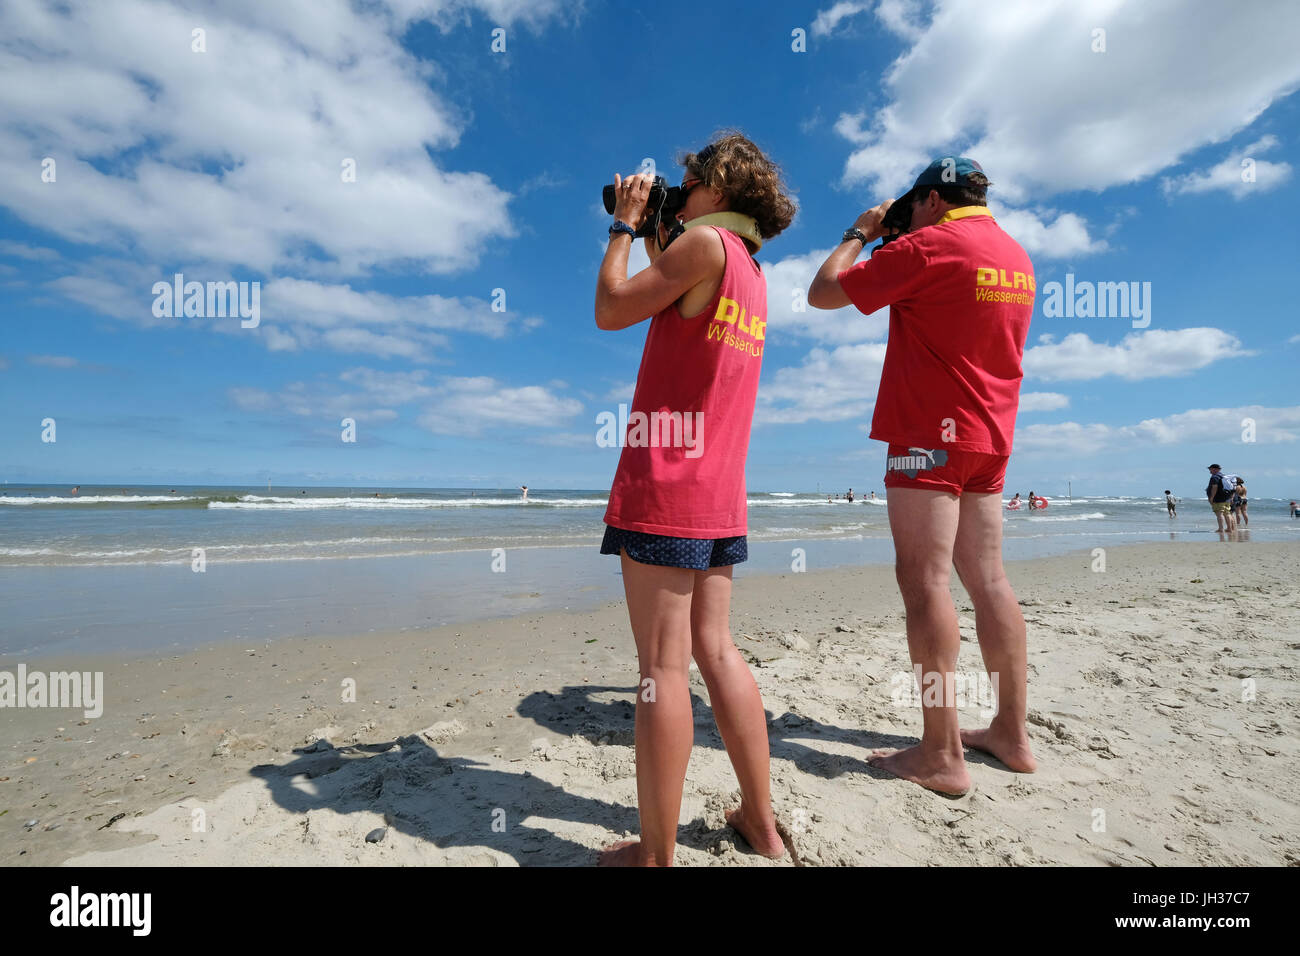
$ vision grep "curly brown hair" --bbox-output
[677,130,797,243]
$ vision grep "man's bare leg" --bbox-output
[952,492,1036,772]
[869,487,971,795]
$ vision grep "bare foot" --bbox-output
[725,804,785,858]
[869,745,971,796]
[960,726,1037,772]
[598,839,669,866]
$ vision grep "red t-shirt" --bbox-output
[837,208,1035,454]
[603,226,766,537]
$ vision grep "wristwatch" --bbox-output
[609,220,637,240]
[842,227,868,245]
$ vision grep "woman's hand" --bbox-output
[613,172,653,230]
[644,219,673,263]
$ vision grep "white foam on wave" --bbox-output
[0,495,202,505]
[212,495,603,509]
[1023,512,1107,522]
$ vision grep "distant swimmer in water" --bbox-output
[70,485,80,495]
[521,485,529,501]
[1006,493,1021,510]
[1164,489,1177,517]
[1027,490,1040,509]
[870,491,875,500]
[1291,499,1298,518]
[169,489,175,494]
[846,489,854,502]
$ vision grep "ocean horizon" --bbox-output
[2,482,1296,569]
[3,482,1295,658]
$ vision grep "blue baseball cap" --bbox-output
[898,156,988,204]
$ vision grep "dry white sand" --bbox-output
[4,540,1297,866]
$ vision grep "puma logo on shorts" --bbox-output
[883,442,1009,495]
[886,447,950,478]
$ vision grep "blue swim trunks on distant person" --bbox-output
[600,524,747,570]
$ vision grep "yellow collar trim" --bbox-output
[683,212,763,251]
[938,206,993,223]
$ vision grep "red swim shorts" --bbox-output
[882,443,1009,495]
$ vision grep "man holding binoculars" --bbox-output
[808,158,1038,796]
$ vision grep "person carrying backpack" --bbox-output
[1206,464,1235,532]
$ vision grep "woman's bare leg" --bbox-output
[689,564,783,857]
[598,550,694,867]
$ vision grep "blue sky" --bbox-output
[2,0,1299,498]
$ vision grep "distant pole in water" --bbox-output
[1068,481,1071,500]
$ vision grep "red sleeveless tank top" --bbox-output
[603,225,766,537]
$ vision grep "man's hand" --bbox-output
[807,196,896,310]
[852,199,895,243]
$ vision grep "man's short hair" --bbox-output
[924,171,989,207]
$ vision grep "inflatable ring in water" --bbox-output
[1006,500,1021,510]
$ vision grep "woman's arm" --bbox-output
[595,221,721,331]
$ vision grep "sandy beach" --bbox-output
[3,539,1297,867]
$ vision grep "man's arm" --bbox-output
[808,200,893,310]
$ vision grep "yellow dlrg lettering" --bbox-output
[976,267,1036,292]
[715,297,740,325]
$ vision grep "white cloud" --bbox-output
[753,326,1256,429]
[811,2,872,37]
[528,431,595,448]
[603,382,636,403]
[1013,420,1113,455]
[1015,404,1300,454]
[833,0,1300,203]
[0,240,60,261]
[0,0,574,277]
[874,0,926,40]
[756,342,886,424]
[1161,135,1293,199]
[418,377,584,436]
[45,262,533,360]
[1025,328,1254,382]
[257,277,523,360]
[27,354,80,368]
[760,247,888,344]
[992,205,1108,258]
[1018,392,1070,412]
[385,0,578,33]
[229,367,436,422]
